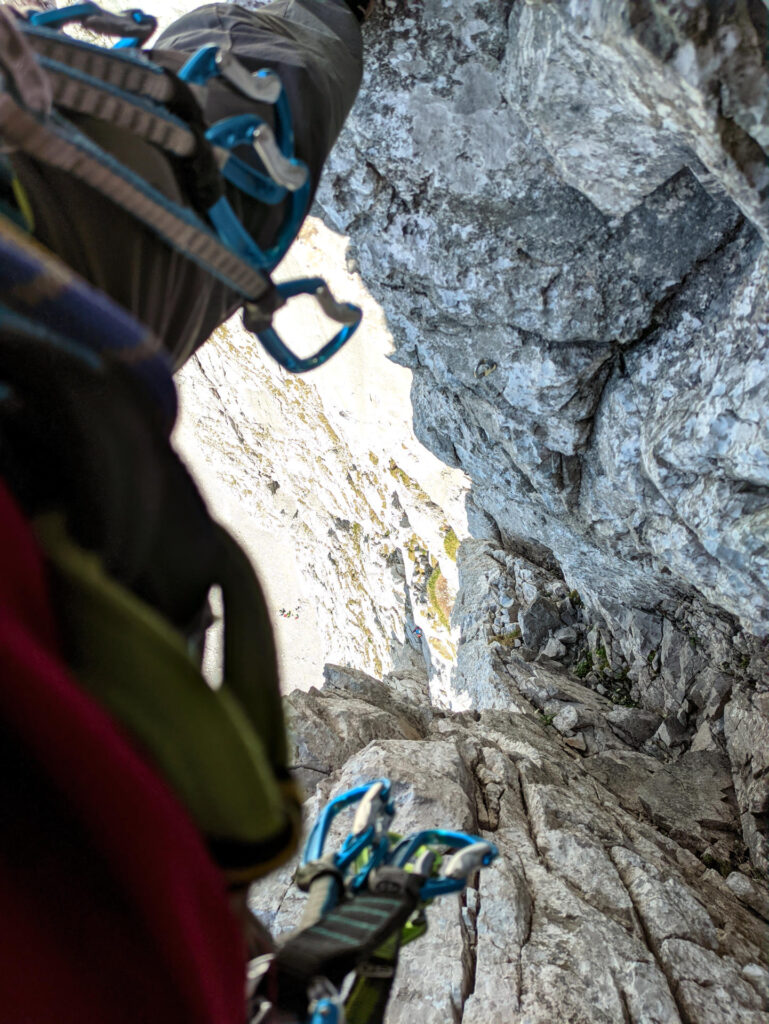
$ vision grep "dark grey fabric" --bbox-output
[11,0,362,368]
[156,0,362,191]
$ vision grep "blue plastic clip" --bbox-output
[308,992,345,1024]
[28,3,156,47]
[112,10,156,49]
[28,3,100,28]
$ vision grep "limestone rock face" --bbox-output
[449,537,769,871]
[312,0,769,874]
[173,1,769,1012]
[319,0,768,635]
[174,225,470,703]
[250,664,769,1024]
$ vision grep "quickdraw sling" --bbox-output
[249,780,499,1024]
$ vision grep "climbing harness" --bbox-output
[249,779,499,1024]
[0,1,362,383]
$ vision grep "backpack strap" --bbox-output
[23,21,173,102]
[0,211,177,422]
[37,54,198,157]
[0,40,275,297]
[0,5,362,378]
[0,295,302,882]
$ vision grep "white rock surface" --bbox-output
[174,218,470,702]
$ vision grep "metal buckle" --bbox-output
[246,953,275,1001]
[215,50,282,104]
[179,46,282,104]
[251,121,308,192]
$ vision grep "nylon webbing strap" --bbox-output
[0,10,273,301]
[0,91,271,299]
[344,932,402,1024]
[274,869,421,991]
[23,24,173,103]
[40,57,196,157]
[295,859,346,929]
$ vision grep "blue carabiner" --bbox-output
[181,46,310,270]
[250,277,362,374]
[177,44,219,84]
[303,778,392,865]
[180,49,295,156]
[389,829,499,899]
[205,115,289,206]
[205,111,310,271]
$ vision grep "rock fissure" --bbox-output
[471,759,503,833]
[191,352,248,450]
[617,985,633,1024]
[513,763,543,864]
[609,850,690,1024]
[456,886,480,1024]
[246,655,769,1022]
[615,209,756,356]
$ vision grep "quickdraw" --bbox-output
[249,779,499,1024]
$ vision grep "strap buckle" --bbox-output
[180,46,308,192]
[206,113,308,198]
[179,45,282,104]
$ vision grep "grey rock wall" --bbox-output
[451,537,769,873]
[314,0,769,873]
[176,2,769,1014]
[319,0,768,632]
[251,663,769,1024]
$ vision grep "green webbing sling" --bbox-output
[344,930,407,1024]
[36,514,301,882]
